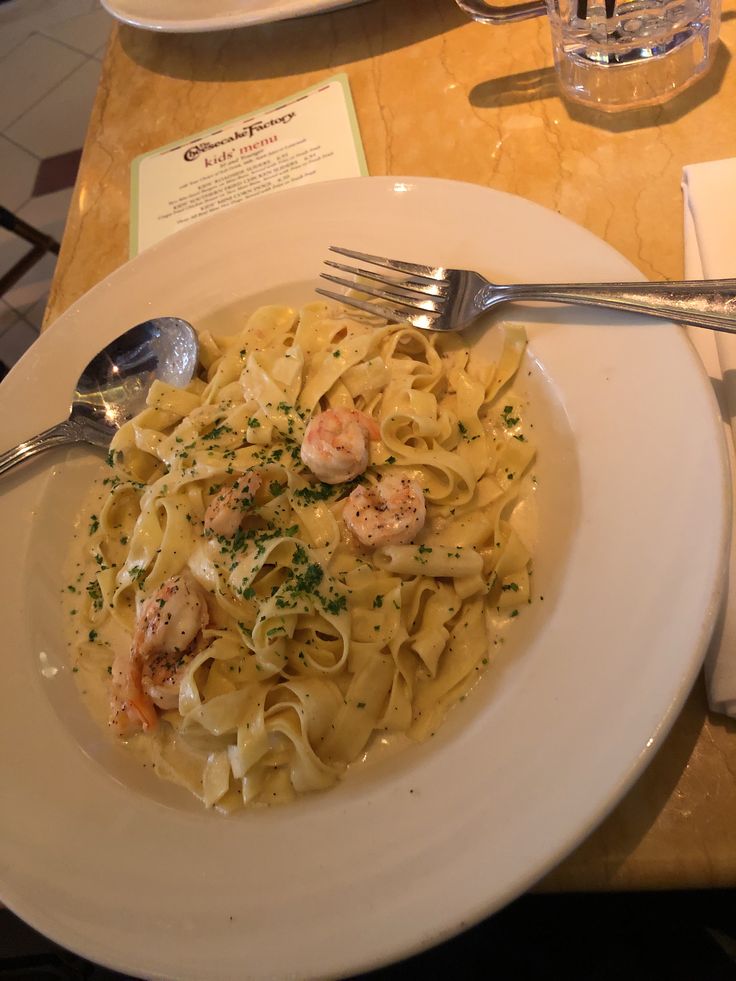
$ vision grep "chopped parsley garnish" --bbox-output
[292,544,309,565]
[322,594,347,616]
[292,563,324,594]
[292,482,335,505]
[202,423,232,441]
[86,580,103,611]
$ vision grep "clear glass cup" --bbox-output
[456,0,722,111]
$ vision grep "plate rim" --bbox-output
[100,0,370,33]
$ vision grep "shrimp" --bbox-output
[342,475,426,548]
[109,573,209,734]
[300,408,380,484]
[204,470,261,538]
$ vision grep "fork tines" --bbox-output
[328,247,447,281]
[317,246,448,325]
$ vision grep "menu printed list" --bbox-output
[131,75,367,256]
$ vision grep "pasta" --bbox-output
[66,301,536,811]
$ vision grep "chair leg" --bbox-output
[0,246,48,298]
[0,206,60,256]
[0,206,62,299]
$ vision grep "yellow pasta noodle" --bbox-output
[68,301,536,811]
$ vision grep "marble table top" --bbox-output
[46,0,736,891]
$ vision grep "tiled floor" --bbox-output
[0,0,111,378]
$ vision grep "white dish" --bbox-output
[100,0,371,33]
[0,176,728,980]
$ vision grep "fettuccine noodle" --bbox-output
[66,301,536,811]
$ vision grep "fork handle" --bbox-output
[491,280,736,334]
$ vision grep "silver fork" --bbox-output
[316,247,736,334]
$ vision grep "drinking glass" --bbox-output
[456,0,721,111]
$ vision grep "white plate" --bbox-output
[101,0,371,33]
[0,177,728,980]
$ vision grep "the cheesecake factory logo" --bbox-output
[183,112,296,162]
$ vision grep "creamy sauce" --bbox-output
[64,465,539,810]
[61,309,547,813]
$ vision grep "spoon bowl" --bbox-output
[0,317,199,475]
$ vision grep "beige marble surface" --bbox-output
[47,0,736,890]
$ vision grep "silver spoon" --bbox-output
[0,317,199,477]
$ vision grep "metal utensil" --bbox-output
[317,247,736,334]
[0,317,199,477]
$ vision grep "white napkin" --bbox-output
[682,158,736,717]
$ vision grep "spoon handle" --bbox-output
[0,420,81,477]
[1,412,113,477]
[0,414,116,478]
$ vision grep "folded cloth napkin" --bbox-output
[682,158,736,717]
